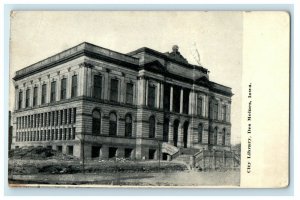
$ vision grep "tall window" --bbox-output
[222,105,227,121]
[18,90,23,109]
[33,87,38,106]
[149,116,155,138]
[213,102,219,120]
[93,75,102,99]
[71,75,78,98]
[125,114,132,137]
[222,128,226,146]
[110,79,119,102]
[64,109,67,124]
[92,110,101,135]
[25,89,30,108]
[198,124,203,143]
[126,83,134,104]
[61,78,67,100]
[197,96,203,116]
[148,85,156,108]
[50,81,56,102]
[214,127,218,145]
[109,112,117,136]
[41,84,47,104]
[73,108,76,123]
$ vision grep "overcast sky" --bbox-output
[10,11,243,144]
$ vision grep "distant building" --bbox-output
[11,42,233,160]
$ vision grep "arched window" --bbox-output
[214,127,218,145]
[92,110,101,135]
[198,123,203,143]
[222,128,226,146]
[125,114,132,137]
[109,112,117,136]
[149,116,155,138]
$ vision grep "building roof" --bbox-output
[13,42,233,96]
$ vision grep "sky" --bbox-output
[9,11,243,144]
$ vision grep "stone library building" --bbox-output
[11,42,233,161]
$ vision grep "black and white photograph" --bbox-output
[9,11,287,188]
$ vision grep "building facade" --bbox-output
[11,42,233,160]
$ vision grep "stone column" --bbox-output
[145,79,148,106]
[168,122,174,145]
[156,82,160,108]
[189,91,196,115]
[14,87,19,111]
[47,76,51,104]
[170,85,173,111]
[104,70,109,100]
[180,88,183,114]
[205,95,209,118]
[120,76,125,103]
[160,82,164,109]
[177,123,183,147]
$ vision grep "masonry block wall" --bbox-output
[12,42,233,160]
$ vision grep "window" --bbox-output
[41,84,47,104]
[73,108,76,123]
[33,87,38,106]
[64,109,67,124]
[197,96,203,116]
[110,79,119,102]
[93,75,102,99]
[63,128,67,140]
[60,78,67,100]
[52,111,55,126]
[149,149,156,160]
[173,86,181,113]
[72,127,76,139]
[108,147,117,158]
[92,110,101,135]
[126,83,134,104]
[124,148,133,159]
[67,146,73,155]
[214,103,219,120]
[44,113,47,126]
[149,116,155,138]
[68,108,72,124]
[41,113,44,127]
[56,111,59,125]
[125,114,132,137]
[25,88,30,108]
[222,128,226,146]
[91,146,101,158]
[48,112,51,126]
[198,124,203,143]
[183,88,190,114]
[222,105,227,121]
[50,81,56,102]
[109,112,117,136]
[37,131,40,141]
[57,145,62,153]
[18,90,23,109]
[60,110,63,124]
[148,84,156,108]
[214,127,218,145]
[71,75,78,98]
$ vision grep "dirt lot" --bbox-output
[8,147,240,186]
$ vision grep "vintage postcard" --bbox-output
[7,11,290,188]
